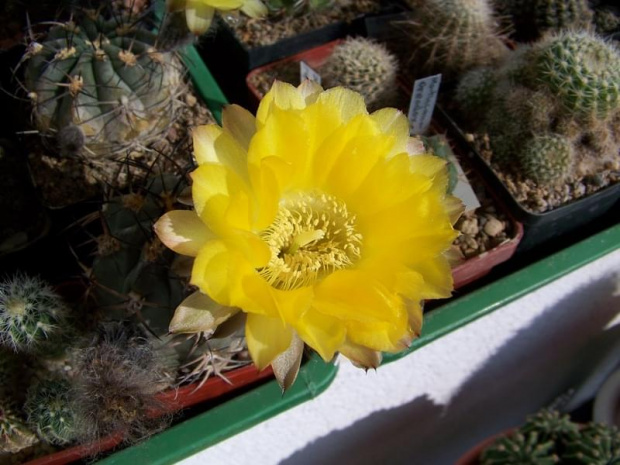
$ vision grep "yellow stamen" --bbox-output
[259,192,362,290]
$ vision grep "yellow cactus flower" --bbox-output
[167,0,267,35]
[155,81,462,390]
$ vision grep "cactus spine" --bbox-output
[0,274,70,353]
[519,134,574,183]
[321,38,398,111]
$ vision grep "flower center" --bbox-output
[259,192,362,290]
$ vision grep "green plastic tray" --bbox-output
[97,354,336,465]
[383,222,620,364]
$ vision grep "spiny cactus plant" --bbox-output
[321,38,398,111]
[22,10,185,158]
[530,31,620,121]
[480,409,620,465]
[0,403,38,454]
[25,379,77,445]
[518,134,574,183]
[455,66,498,124]
[401,0,508,81]
[0,274,70,353]
[90,174,188,336]
[564,423,620,463]
[499,0,594,41]
[481,431,558,464]
[71,321,173,442]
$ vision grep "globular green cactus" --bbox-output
[0,403,38,454]
[455,67,498,124]
[564,423,620,464]
[25,379,77,445]
[321,38,398,111]
[531,31,620,120]
[480,431,558,465]
[401,0,508,80]
[521,409,580,443]
[71,321,173,442]
[23,10,185,157]
[0,274,70,353]
[501,0,594,40]
[518,134,574,183]
[90,174,188,336]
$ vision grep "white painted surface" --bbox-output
[180,249,620,465]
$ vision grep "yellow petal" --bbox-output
[154,210,213,257]
[297,80,323,105]
[246,314,293,370]
[445,195,465,225]
[256,81,306,127]
[192,124,222,165]
[271,331,304,392]
[202,0,244,9]
[346,319,411,353]
[405,299,424,338]
[294,308,345,362]
[241,0,267,18]
[411,256,454,299]
[313,270,405,324]
[339,340,382,370]
[315,87,367,123]
[370,108,410,158]
[191,162,252,232]
[185,1,215,35]
[191,239,237,306]
[222,104,256,151]
[193,125,249,182]
[169,291,239,333]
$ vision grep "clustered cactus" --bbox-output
[321,37,398,111]
[25,379,77,445]
[400,0,508,81]
[480,409,620,464]
[23,9,185,158]
[456,29,620,184]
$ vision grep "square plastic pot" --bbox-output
[436,108,620,253]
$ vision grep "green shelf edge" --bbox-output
[383,222,620,364]
[180,44,228,124]
[97,354,337,465]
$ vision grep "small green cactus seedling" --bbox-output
[521,409,580,443]
[0,403,38,454]
[23,10,185,157]
[25,379,77,445]
[401,0,508,80]
[519,134,574,183]
[0,274,70,353]
[321,38,398,111]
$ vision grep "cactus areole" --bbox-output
[24,12,184,157]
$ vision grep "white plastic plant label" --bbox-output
[300,61,322,85]
[408,74,442,135]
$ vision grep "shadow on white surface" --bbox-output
[279,274,620,465]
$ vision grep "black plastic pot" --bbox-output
[437,108,620,253]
